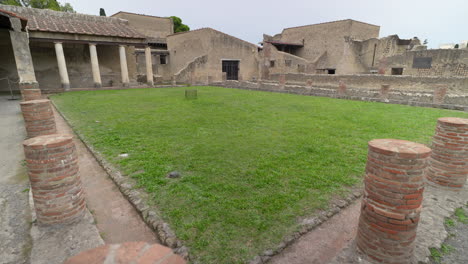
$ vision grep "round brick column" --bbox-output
[20,99,56,138]
[64,242,186,264]
[426,117,468,189]
[356,139,431,264]
[23,134,85,225]
[21,88,42,101]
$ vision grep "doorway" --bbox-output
[222,60,239,80]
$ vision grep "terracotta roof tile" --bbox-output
[0,4,145,39]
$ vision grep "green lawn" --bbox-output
[51,87,468,263]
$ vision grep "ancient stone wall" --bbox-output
[167,28,260,83]
[271,73,468,94]
[277,20,379,71]
[260,42,315,77]
[220,77,468,110]
[383,49,468,77]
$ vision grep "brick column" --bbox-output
[380,84,390,100]
[356,139,431,264]
[20,99,56,138]
[426,117,468,189]
[20,82,41,101]
[279,74,286,89]
[433,86,447,105]
[23,134,85,225]
[338,81,347,95]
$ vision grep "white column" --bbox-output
[54,42,70,90]
[145,46,154,86]
[89,43,102,88]
[119,45,129,86]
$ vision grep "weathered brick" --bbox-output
[23,134,85,225]
[426,117,468,190]
[356,139,430,263]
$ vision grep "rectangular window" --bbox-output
[327,69,336,74]
[270,60,275,67]
[412,57,432,69]
[391,68,403,75]
[160,55,167,65]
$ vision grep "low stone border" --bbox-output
[50,100,190,260]
[217,81,467,111]
[249,188,363,264]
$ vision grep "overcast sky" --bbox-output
[66,0,466,48]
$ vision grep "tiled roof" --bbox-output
[0,4,145,39]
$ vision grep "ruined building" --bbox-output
[1,4,467,95]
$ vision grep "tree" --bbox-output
[99,8,106,16]
[0,0,75,13]
[170,16,190,33]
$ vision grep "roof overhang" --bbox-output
[265,40,304,47]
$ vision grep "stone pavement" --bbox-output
[52,104,158,244]
[328,183,468,264]
[0,95,31,264]
[268,200,361,264]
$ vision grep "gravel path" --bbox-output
[430,203,468,264]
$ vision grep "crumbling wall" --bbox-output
[260,42,314,77]
[278,20,380,70]
[269,73,468,94]
[173,54,208,84]
[382,49,468,77]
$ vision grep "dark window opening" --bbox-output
[270,60,275,67]
[160,55,167,65]
[391,68,403,75]
[412,57,432,69]
[222,60,239,80]
[327,69,336,74]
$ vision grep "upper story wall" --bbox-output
[111,12,173,39]
[277,20,380,70]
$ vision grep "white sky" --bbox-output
[66,0,467,48]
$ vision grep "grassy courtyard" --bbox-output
[51,87,467,263]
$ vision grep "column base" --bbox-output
[122,82,130,87]
[147,81,154,87]
[62,83,70,91]
[94,83,102,88]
